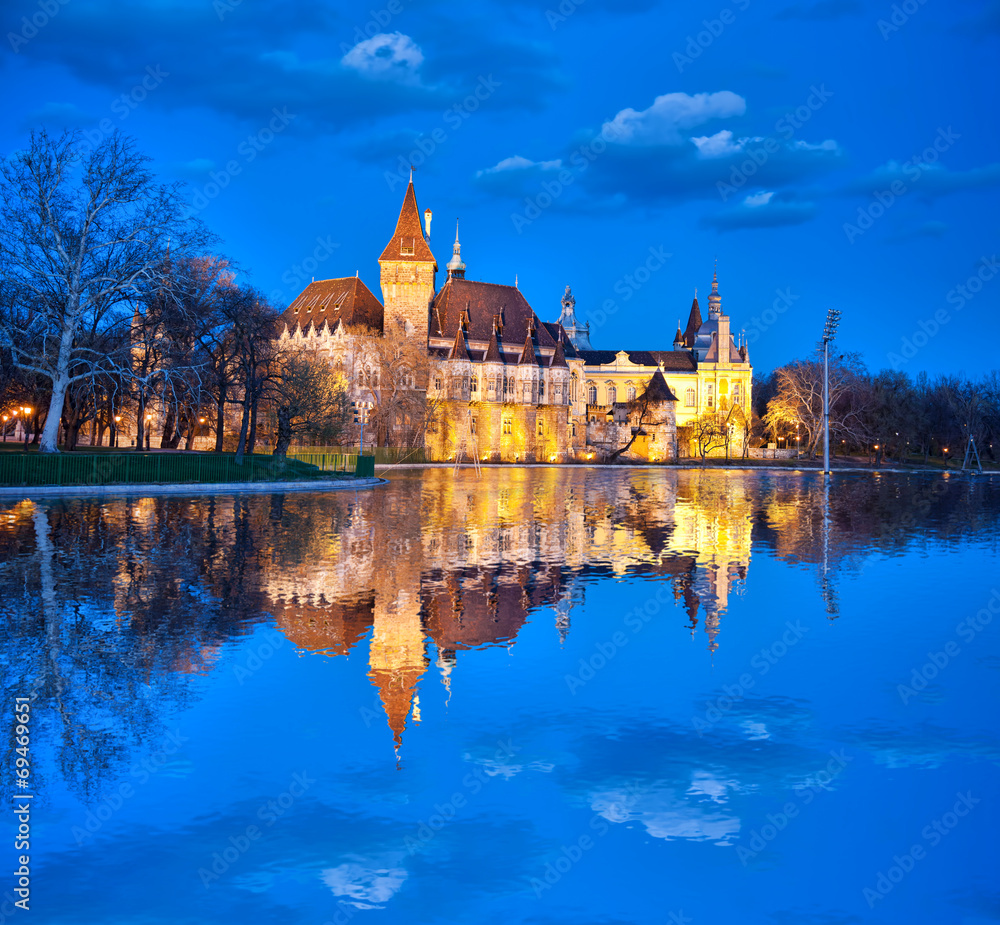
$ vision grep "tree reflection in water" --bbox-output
[1,470,997,792]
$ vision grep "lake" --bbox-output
[2,468,997,924]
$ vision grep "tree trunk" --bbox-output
[247,392,259,455]
[273,406,292,465]
[214,384,226,453]
[234,396,251,464]
[160,407,175,449]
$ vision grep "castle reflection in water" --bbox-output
[4,468,995,767]
[263,470,752,750]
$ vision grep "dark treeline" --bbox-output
[0,130,349,457]
[754,350,1000,464]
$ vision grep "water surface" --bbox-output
[2,469,997,924]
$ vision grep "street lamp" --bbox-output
[822,308,841,475]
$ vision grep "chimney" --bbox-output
[423,208,432,242]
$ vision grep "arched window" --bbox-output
[587,382,598,405]
[685,388,695,407]
[627,384,637,402]
[607,384,617,405]
[706,384,714,409]
[433,377,442,392]
[471,377,478,395]
[570,374,579,401]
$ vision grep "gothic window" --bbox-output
[570,374,579,401]
[539,380,545,400]
[587,382,598,405]
[503,418,512,435]
[470,417,477,434]
[627,385,637,402]
[685,388,695,407]
[732,382,741,403]
[471,377,478,394]
[571,422,577,437]
[523,383,531,402]
[463,377,470,394]
[537,420,544,436]
[607,384,617,405]
[434,377,442,391]
[554,384,562,402]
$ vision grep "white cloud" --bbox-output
[691,129,742,159]
[476,155,563,177]
[602,90,746,146]
[743,191,775,207]
[341,32,424,85]
[320,862,407,909]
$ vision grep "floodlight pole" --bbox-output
[822,308,840,477]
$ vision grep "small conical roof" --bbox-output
[483,326,504,364]
[518,330,538,366]
[641,369,678,403]
[549,339,569,368]
[449,324,470,360]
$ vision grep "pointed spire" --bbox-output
[549,338,569,368]
[449,324,470,361]
[683,292,703,347]
[446,218,466,279]
[379,179,436,264]
[709,263,722,317]
[484,325,503,364]
[673,319,685,349]
[518,329,537,366]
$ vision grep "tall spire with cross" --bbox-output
[446,219,466,279]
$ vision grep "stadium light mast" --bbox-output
[822,308,841,476]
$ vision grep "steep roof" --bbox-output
[431,278,557,349]
[683,296,702,348]
[282,277,383,334]
[449,324,470,360]
[576,349,697,372]
[549,339,569,368]
[378,181,436,264]
[518,330,539,366]
[641,369,679,403]
[483,327,504,364]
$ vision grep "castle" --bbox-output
[279,179,753,460]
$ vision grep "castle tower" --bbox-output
[379,178,437,341]
[446,219,466,280]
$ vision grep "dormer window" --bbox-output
[400,239,414,256]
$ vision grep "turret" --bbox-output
[379,178,437,342]
[446,219,466,280]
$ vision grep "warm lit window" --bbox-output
[587,383,598,405]
[685,388,695,407]
[706,384,714,409]
[471,377,478,393]
[434,377,442,391]
[732,382,741,403]
[627,385,636,402]
[470,417,477,434]
[607,385,617,405]
[503,418,512,435]
[537,420,544,436]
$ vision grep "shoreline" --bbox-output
[0,476,386,500]
[380,462,997,475]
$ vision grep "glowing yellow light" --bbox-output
[114,416,121,423]
[199,417,206,424]
[23,407,31,415]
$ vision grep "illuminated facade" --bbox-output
[279,180,754,460]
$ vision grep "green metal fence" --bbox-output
[288,446,426,465]
[0,452,351,488]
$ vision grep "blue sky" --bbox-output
[2,0,998,377]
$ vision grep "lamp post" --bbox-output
[113,415,121,448]
[22,406,33,452]
[822,308,841,476]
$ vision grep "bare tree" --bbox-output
[268,345,352,462]
[353,320,435,448]
[0,130,212,453]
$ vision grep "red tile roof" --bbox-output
[378,181,436,264]
[281,277,383,334]
[683,296,702,348]
[431,278,558,350]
